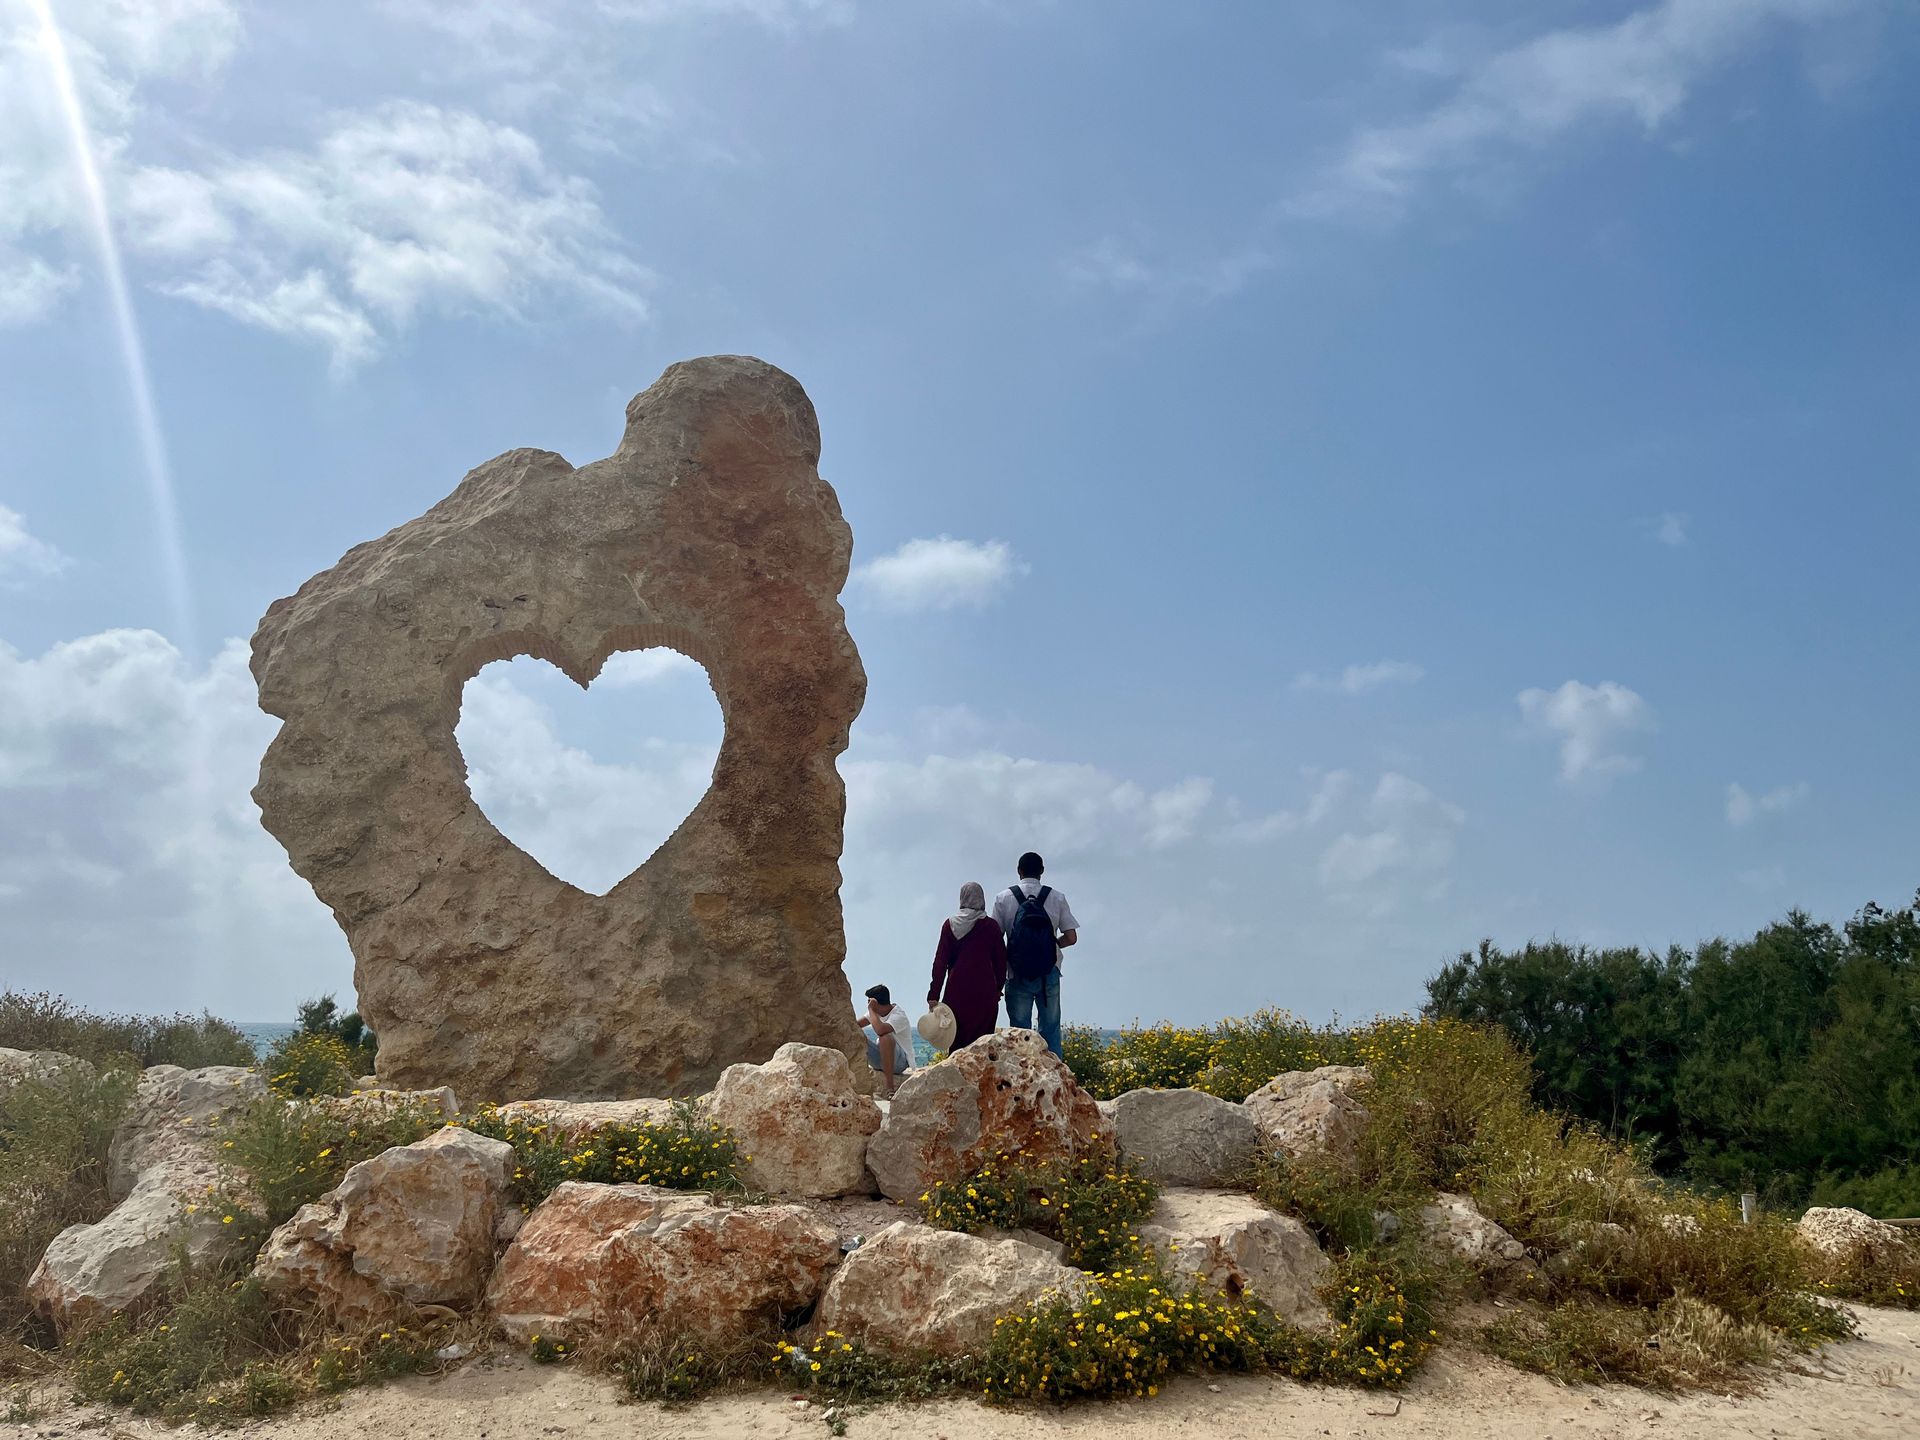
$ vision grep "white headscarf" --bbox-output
[949,881,987,940]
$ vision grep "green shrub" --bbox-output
[917,1145,1158,1272]
[0,991,251,1070]
[293,996,378,1077]
[775,1331,977,1405]
[218,1094,445,1232]
[465,1100,741,1207]
[262,1032,357,1099]
[0,1064,137,1351]
[1062,1010,1352,1103]
[1809,1163,1920,1220]
[68,1271,449,1424]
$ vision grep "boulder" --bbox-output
[308,1086,460,1125]
[492,1097,678,1142]
[813,1221,1087,1356]
[1418,1192,1539,1293]
[1797,1206,1916,1269]
[708,1043,880,1197]
[865,1030,1103,1202]
[249,356,871,1104]
[29,1063,267,1328]
[1139,1189,1330,1329]
[1243,1065,1370,1164]
[0,1047,96,1103]
[107,1064,267,1201]
[254,1127,511,1326]
[27,1177,236,1325]
[1108,1087,1259,1186]
[486,1182,839,1344]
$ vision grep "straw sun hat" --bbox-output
[916,1002,957,1052]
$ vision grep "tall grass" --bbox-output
[0,991,252,1070]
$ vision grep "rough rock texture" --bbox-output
[254,1127,512,1326]
[1109,1087,1260,1187]
[492,1098,678,1141]
[308,1086,460,1125]
[1140,1189,1329,1329]
[28,1064,266,1326]
[1419,1192,1539,1293]
[0,1047,95,1102]
[708,1043,880,1197]
[486,1182,840,1343]
[1798,1207,1916,1268]
[107,1065,267,1201]
[1243,1065,1371,1164]
[813,1221,1087,1356]
[249,356,868,1103]
[866,1030,1103,1202]
[28,1178,237,1325]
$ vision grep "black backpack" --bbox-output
[1006,885,1057,981]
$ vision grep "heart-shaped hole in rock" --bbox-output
[455,648,723,896]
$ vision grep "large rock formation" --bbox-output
[1140,1189,1329,1329]
[29,1064,267,1325]
[249,356,868,1103]
[486,1181,840,1343]
[1243,1065,1371,1164]
[865,1030,1103,1203]
[708,1043,881,1197]
[812,1221,1087,1356]
[1108,1087,1260,1187]
[254,1127,511,1326]
[1797,1206,1916,1271]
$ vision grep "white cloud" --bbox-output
[1517,679,1655,784]
[1316,772,1466,902]
[1296,0,1857,221]
[1223,768,1352,844]
[124,102,648,372]
[0,504,71,584]
[1062,235,1272,305]
[0,628,347,1016]
[1651,511,1691,546]
[597,648,704,687]
[1726,780,1810,826]
[0,0,243,326]
[1293,659,1425,695]
[851,536,1028,613]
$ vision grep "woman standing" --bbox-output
[928,881,1007,1051]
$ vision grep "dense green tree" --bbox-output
[1426,888,1920,1215]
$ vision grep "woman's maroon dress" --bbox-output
[928,917,1007,1051]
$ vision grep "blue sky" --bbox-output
[1,0,1916,1028]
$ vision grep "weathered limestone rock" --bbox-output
[1243,1065,1371,1164]
[254,1127,511,1326]
[1797,1206,1916,1269]
[813,1221,1087,1356]
[865,1030,1103,1203]
[0,1047,95,1103]
[709,1043,880,1197]
[29,1064,266,1326]
[486,1182,839,1343]
[107,1064,266,1201]
[1140,1189,1330,1329]
[250,356,868,1103]
[308,1086,460,1126]
[492,1097,678,1141]
[1109,1087,1260,1187]
[28,1177,236,1324]
[1419,1192,1539,1293]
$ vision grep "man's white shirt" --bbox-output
[992,877,1080,970]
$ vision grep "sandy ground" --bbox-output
[13,1305,1915,1440]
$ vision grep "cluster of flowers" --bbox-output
[916,1139,1158,1272]
[466,1101,744,1207]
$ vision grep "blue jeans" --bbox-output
[1005,967,1062,1058]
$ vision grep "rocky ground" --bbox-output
[10,1304,1915,1439]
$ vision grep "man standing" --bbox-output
[993,851,1079,1059]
